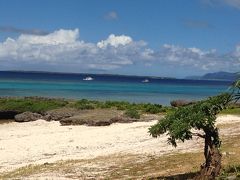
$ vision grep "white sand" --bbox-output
[0,115,240,173]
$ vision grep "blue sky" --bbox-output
[0,0,240,77]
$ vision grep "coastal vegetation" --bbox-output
[1,96,239,123]
[0,97,68,113]
[0,97,171,116]
[72,99,167,113]
[0,97,171,125]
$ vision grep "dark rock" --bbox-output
[0,110,20,119]
[60,116,112,126]
[170,100,195,107]
[60,109,121,126]
[110,116,138,124]
[88,120,111,126]
[61,114,140,126]
[15,112,43,122]
[60,116,86,126]
[43,108,79,121]
[60,109,161,126]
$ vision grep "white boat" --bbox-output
[142,79,149,83]
[83,76,94,81]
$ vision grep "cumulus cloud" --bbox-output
[0,26,49,35]
[157,44,240,72]
[0,29,149,71]
[158,45,219,70]
[97,34,132,48]
[17,29,79,45]
[0,28,239,74]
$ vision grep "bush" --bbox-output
[124,108,140,119]
[142,103,162,114]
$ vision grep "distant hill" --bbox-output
[186,72,239,81]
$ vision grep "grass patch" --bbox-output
[0,97,68,113]
[0,153,202,179]
[70,99,171,115]
[0,97,171,115]
[221,107,240,115]
[71,99,95,110]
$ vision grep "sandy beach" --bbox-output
[1,114,240,175]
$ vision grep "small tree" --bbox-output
[149,93,232,179]
[231,78,240,102]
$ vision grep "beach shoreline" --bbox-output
[1,114,240,175]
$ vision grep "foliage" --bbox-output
[0,97,68,113]
[221,78,240,114]
[124,108,140,119]
[149,93,232,147]
[71,99,168,114]
[231,78,240,102]
[0,96,170,115]
[72,99,95,110]
[102,101,131,110]
[141,103,163,114]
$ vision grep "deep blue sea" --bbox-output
[0,71,233,105]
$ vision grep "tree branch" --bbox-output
[192,133,205,138]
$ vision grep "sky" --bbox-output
[0,0,240,78]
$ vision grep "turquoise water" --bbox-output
[0,71,231,105]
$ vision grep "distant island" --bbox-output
[1,70,239,81]
[186,71,239,81]
[0,70,175,80]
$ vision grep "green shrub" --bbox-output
[95,100,131,110]
[142,103,162,114]
[124,108,140,119]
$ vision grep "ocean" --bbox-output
[0,71,233,105]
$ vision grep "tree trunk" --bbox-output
[194,134,222,180]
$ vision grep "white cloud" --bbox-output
[0,29,148,71]
[0,28,239,74]
[97,34,132,48]
[157,44,240,72]
[18,29,79,45]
